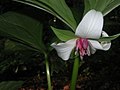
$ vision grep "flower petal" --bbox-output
[101,31,111,50]
[88,40,103,50]
[88,43,96,54]
[51,39,76,60]
[75,9,103,39]
[88,31,111,51]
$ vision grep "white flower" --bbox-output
[51,10,111,60]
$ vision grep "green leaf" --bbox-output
[99,33,120,42]
[0,12,45,53]
[84,0,91,15]
[5,39,22,51]
[0,81,23,90]
[103,0,120,15]
[84,0,120,15]
[51,27,76,41]
[89,0,96,9]
[4,39,33,51]
[13,0,77,31]
[95,0,113,12]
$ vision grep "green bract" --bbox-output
[51,27,76,41]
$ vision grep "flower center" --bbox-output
[76,38,90,59]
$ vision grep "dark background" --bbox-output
[0,0,120,90]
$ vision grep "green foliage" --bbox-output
[0,1,119,89]
[0,81,23,90]
[84,0,120,15]
[51,26,120,42]
[103,0,120,15]
[0,60,11,74]
[4,39,28,51]
[99,33,120,42]
[0,12,45,53]
[51,27,76,41]
[13,0,77,31]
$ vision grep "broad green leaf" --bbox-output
[51,27,76,41]
[5,39,22,51]
[0,81,23,90]
[13,0,55,16]
[99,33,120,42]
[89,0,96,9]
[95,0,113,12]
[103,0,120,15]
[0,12,45,53]
[84,0,91,15]
[84,0,120,15]
[13,0,77,31]
[4,39,33,51]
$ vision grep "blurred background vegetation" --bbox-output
[0,0,120,90]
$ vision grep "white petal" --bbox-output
[88,42,96,54]
[100,31,111,50]
[51,39,76,60]
[102,31,109,37]
[88,36,111,51]
[88,40,103,50]
[75,9,103,39]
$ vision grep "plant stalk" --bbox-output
[70,57,80,90]
[44,53,52,90]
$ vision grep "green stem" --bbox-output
[70,57,80,90]
[44,53,52,90]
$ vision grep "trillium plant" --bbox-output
[51,10,111,60]
[13,0,120,90]
[51,9,120,90]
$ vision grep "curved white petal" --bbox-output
[88,42,96,54]
[88,31,111,51]
[88,40,103,50]
[100,31,111,50]
[75,9,103,39]
[51,39,76,60]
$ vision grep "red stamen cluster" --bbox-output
[76,38,89,59]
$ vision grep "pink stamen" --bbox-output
[76,38,89,59]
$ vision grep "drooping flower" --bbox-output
[51,10,111,60]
